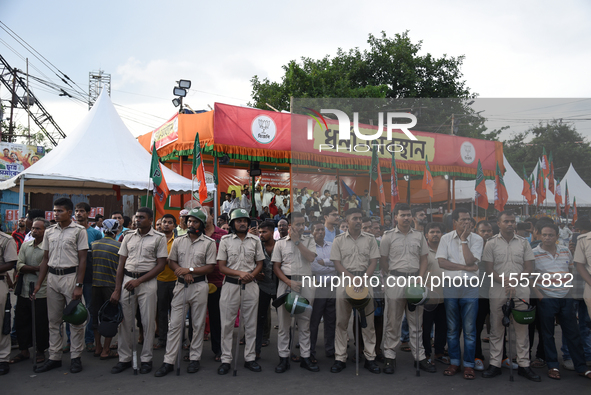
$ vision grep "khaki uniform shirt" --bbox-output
[217,233,265,278]
[271,235,316,276]
[0,232,17,289]
[574,232,591,276]
[330,231,380,272]
[119,227,168,272]
[379,226,428,272]
[482,233,534,278]
[41,221,88,268]
[16,239,46,298]
[169,234,217,270]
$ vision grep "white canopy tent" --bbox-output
[0,90,199,216]
[556,164,591,207]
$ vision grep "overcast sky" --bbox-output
[1,0,590,143]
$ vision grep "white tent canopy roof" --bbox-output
[0,90,195,195]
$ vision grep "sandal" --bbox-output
[435,355,451,365]
[261,339,269,348]
[547,368,561,380]
[214,353,221,362]
[183,353,190,362]
[310,355,318,364]
[36,353,45,364]
[9,353,29,364]
[444,364,460,376]
[85,343,96,353]
[400,342,411,352]
[463,367,475,380]
[100,350,119,360]
[291,353,300,363]
[531,358,546,368]
[580,370,591,379]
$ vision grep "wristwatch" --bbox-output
[189,267,194,273]
[294,241,301,246]
[460,240,468,244]
[75,282,83,287]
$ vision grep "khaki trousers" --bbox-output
[163,281,209,364]
[334,285,376,362]
[383,281,425,361]
[118,276,157,363]
[489,285,530,368]
[47,272,85,360]
[276,280,315,358]
[0,281,10,362]
[219,281,259,363]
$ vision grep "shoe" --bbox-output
[531,357,546,368]
[331,360,346,373]
[0,362,9,376]
[563,359,574,371]
[502,358,518,370]
[275,357,290,373]
[244,361,261,372]
[300,357,319,372]
[218,363,231,375]
[153,341,166,350]
[111,361,132,374]
[400,342,411,352]
[154,363,174,377]
[518,366,541,382]
[364,359,381,374]
[416,358,437,373]
[482,365,502,378]
[140,361,152,374]
[35,359,62,373]
[474,358,485,371]
[383,358,396,374]
[70,357,82,373]
[187,360,200,373]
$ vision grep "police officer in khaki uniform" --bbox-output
[380,203,433,374]
[330,208,381,374]
[574,231,591,328]
[110,207,168,375]
[155,209,217,377]
[33,198,88,374]
[216,209,264,375]
[481,210,540,382]
[0,223,18,376]
[272,212,318,373]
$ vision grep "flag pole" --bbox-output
[429,196,433,222]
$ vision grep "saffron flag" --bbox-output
[555,180,562,217]
[548,151,555,194]
[150,142,170,215]
[192,132,208,203]
[573,197,578,223]
[494,161,508,212]
[422,156,434,198]
[475,159,488,209]
[390,152,400,207]
[565,182,570,219]
[541,147,550,178]
[536,162,546,205]
[521,166,532,203]
[371,145,386,205]
[529,174,536,204]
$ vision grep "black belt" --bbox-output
[178,275,206,284]
[48,266,77,276]
[390,270,419,277]
[124,269,149,279]
[350,271,365,276]
[225,277,240,285]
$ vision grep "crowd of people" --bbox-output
[0,197,590,384]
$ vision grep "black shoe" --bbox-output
[218,363,231,375]
[155,363,174,377]
[275,357,290,373]
[111,361,132,374]
[518,366,541,382]
[416,358,436,373]
[300,357,320,372]
[35,359,62,373]
[331,360,347,373]
[0,362,9,376]
[364,359,381,374]
[187,360,200,374]
[482,365,502,378]
[244,360,262,372]
[383,358,396,374]
[140,361,152,374]
[70,357,82,373]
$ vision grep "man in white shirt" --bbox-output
[221,194,232,215]
[559,222,572,246]
[262,185,274,208]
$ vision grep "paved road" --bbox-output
[5,313,590,394]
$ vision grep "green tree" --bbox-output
[504,120,591,185]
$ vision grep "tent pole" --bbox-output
[337,169,341,217]
[452,177,456,211]
[18,175,25,218]
[214,190,218,225]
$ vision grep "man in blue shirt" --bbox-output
[323,206,339,243]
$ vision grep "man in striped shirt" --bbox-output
[532,222,590,380]
[91,219,121,359]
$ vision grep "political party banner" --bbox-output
[150,113,179,151]
[0,142,46,180]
